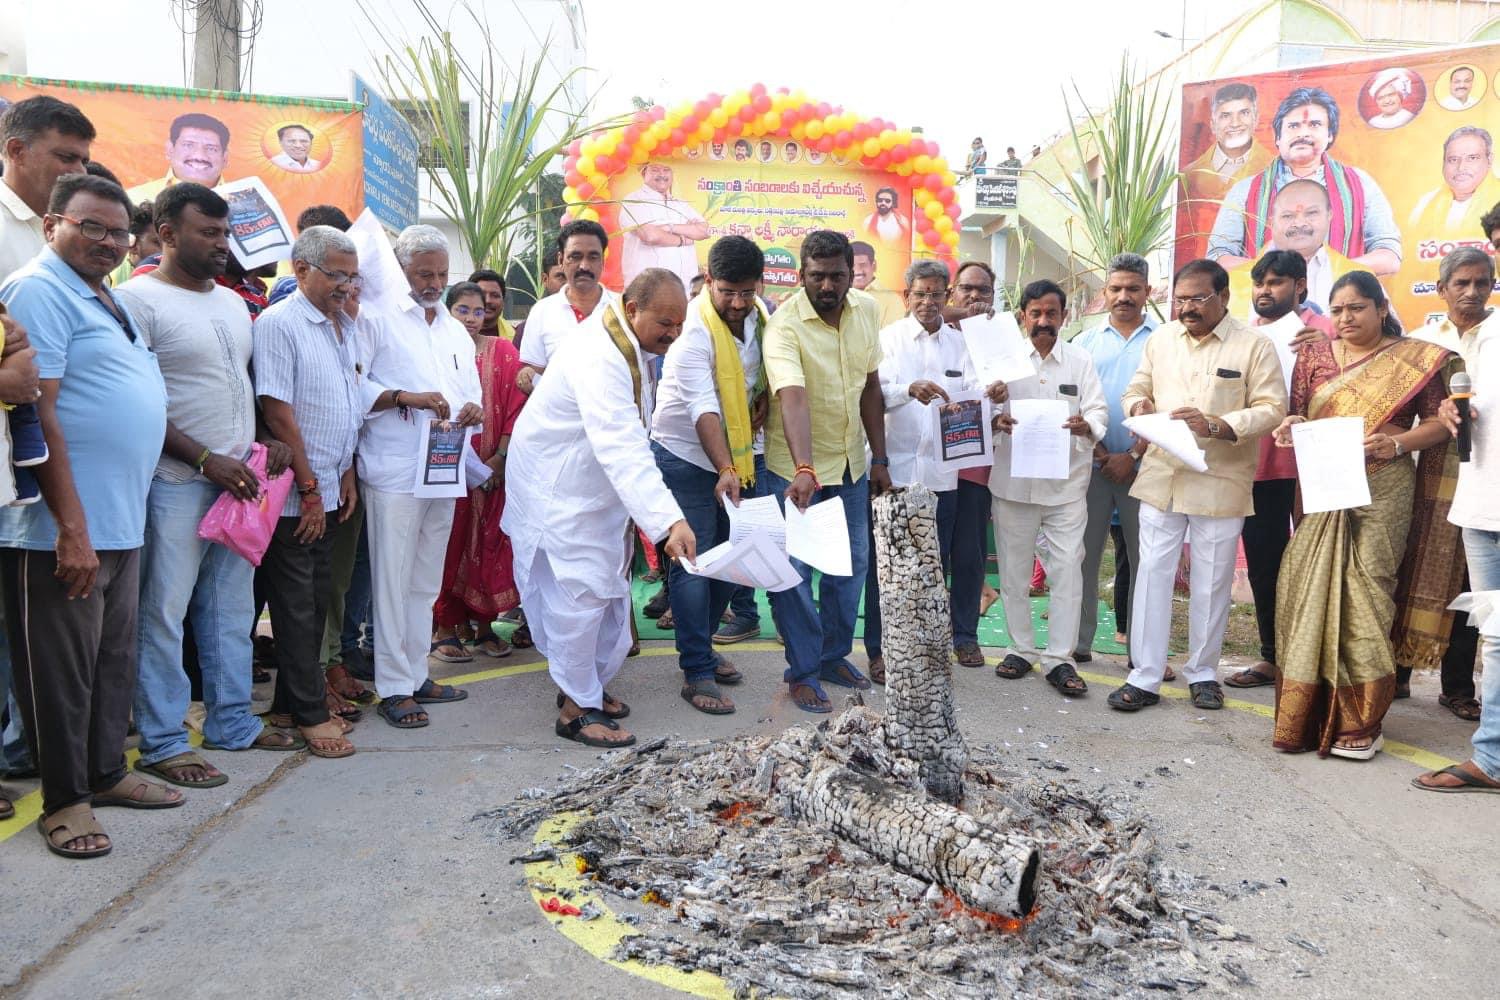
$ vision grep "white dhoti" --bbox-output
[1126,502,1243,693]
[515,547,633,711]
[993,495,1088,670]
[364,486,455,699]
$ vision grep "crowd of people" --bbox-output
[0,90,1495,862]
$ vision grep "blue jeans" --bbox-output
[0,608,34,776]
[1463,527,1500,779]
[864,488,957,659]
[727,454,769,625]
[342,518,373,653]
[762,466,869,686]
[134,478,262,765]
[654,443,736,681]
[949,479,991,648]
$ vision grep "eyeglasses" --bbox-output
[956,283,995,299]
[50,214,131,248]
[715,289,758,303]
[907,290,947,301]
[308,262,364,288]
[1172,292,1217,308]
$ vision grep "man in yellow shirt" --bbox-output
[763,230,892,713]
[1112,259,1286,714]
[1408,126,1500,243]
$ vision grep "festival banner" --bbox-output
[0,75,363,238]
[1175,42,1500,329]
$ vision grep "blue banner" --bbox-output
[351,73,420,231]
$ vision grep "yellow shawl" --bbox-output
[696,291,767,486]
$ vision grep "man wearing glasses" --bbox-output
[357,225,482,730]
[1111,259,1286,714]
[0,173,174,857]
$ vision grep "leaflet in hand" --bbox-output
[681,530,802,592]
[1123,412,1208,473]
[411,414,468,498]
[1448,592,1500,638]
[725,493,786,548]
[1259,311,1304,394]
[1008,398,1071,479]
[930,391,994,473]
[960,313,1035,387]
[785,496,852,576]
[1292,417,1371,513]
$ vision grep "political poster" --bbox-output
[0,75,363,237]
[1175,42,1500,329]
[612,141,916,322]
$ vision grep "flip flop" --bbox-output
[1329,734,1384,761]
[681,679,736,715]
[206,725,306,752]
[995,654,1033,680]
[555,709,636,748]
[0,793,13,821]
[557,690,629,720]
[300,723,356,759]
[92,773,185,810]
[1225,668,1276,688]
[788,682,832,714]
[134,751,229,788]
[1411,763,1500,794]
[429,638,473,663]
[414,679,468,703]
[819,659,872,690]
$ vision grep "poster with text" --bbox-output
[613,142,914,322]
[1175,42,1500,329]
[0,75,364,240]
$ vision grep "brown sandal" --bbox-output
[325,684,363,721]
[325,663,376,705]
[93,773,185,809]
[38,803,111,859]
[1439,694,1482,721]
[300,721,355,759]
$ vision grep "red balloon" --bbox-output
[682,115,700,133]
[945,202,961,220]
[816,101,832,118]
[567,139,583,157]
[694,100,712,116]
[915,213,934,233]
[624,124,643,142]
[750,82,767,98]
[752,95,772,114]
[833,130,852,148]
[738,105,757,123]
[937,187,955,206]
[712,127,728,142]
[924,174,943,192]
[564,170,583,188]
[815,135,835,153]
[851,123,871,142]
[873,152,891,169]
[726,118,744,136]
[650,106,666,121]
[923,230,941,248]
[576,181,594,200]
[890,144,909,163]
[595,154,616,174]
[632,110,651,126]
[669,128,686,146]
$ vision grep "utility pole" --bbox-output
[193,0,242,92]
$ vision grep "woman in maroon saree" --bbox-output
[431,283,526,659]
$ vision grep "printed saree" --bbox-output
[1272,338,1458,754]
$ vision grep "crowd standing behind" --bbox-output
[0,91,1495,861]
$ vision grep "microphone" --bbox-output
[1451,371,1473,463]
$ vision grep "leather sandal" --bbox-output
[555,709,636,748]
[93,773,185,810]
[134,751,228,788]
[681,679,735,715]
[300,721,355,759]
[1045,662,1088,697]
[557,690,629,720]
[38,803,111,859]
[1107,683,1160,712]
[326,663,376,705]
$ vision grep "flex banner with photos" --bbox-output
[1176,42,1500,329]
[0,75,364,238]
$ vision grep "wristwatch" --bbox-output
[1205,418,1221,439]
[870,456,890,467]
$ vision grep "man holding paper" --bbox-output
[650,236,767,715]
[864,260,978,683]
[989,280,1107,696]
[762,230,891,713]
[504,269,696,747]
[1112,259,1286,714]
[357,225,483,730]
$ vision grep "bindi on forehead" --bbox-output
[1288,107,1322,126]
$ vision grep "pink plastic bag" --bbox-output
[196,444,295,566]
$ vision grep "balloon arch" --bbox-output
[559,84,963,289]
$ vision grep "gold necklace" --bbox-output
[1336,337,1385,368]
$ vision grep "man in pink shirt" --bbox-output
[1226,249,1331,688]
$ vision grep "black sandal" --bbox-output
[1439,694,1482,721]
[555,709,636,748]
[556,690,629,720]
[1190,680,1225,710]
[713,659,744,686]
[1045,662,1087,697]
[379,695,429,729]
[1108,683,1159,712]
[995,654,1033,679]
[681,679,735,715]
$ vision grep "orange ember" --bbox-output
[933,888,1034,933]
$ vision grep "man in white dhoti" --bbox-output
[502,268,697,747]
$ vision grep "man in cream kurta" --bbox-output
[989,280,1107,694]
[504,269,695,747]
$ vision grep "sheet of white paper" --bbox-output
[725,493,787,548]
[1448,591,1500,637]
[929,391,994,473]
[1123,412,1209,473]
[682,530,802,592]
[1292,417,1371,514]
[411,415,468,498]
[346,208,410,317]
[785,497,852,576]
[1008,398,1071,479]
[462,436,491,486]
[960,313,1035,387]
[214,177,296,270]
[1259,311,1304,394]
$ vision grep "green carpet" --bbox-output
[628,574,1127,654]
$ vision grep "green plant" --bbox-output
[1059,58,1181,273]
[361,0,615,296]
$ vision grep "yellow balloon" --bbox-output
[914,188,932,206]
[790,123,807,140]
[576,207,599,222]
[599,134,619,156]
[790,89,808,107]
[588,172,607,190]
[879,129,897,150]
[729,91,750,110]
[580,138,598,159]
[862,138,881,158]
[896,162,913,177]
[576,155,595,176]
[805,119,825,140]
[942,230,960,247]
[709,107,729,128]
[934,215,953,233]
[562,186,579,204]
[932,157,949,175]
[896,130,913,146]
[924,200,943,220]
[942,171,958,187]
[913,154,933,174]
[629,147,649,165]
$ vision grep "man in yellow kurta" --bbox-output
[1181,83,1274,250]
[1408,126,1500,242]
[1228,178,1355,315]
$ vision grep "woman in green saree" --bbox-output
[1271,271,1460,760]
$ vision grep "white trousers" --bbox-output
[1127,502,1243,693]
[364,486,455,699]
[992,495,1087,669]
[513,547,632,711]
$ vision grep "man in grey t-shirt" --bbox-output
[117,183,297,788]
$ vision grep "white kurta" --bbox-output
[877,316,977,491]
[503,306,685,709]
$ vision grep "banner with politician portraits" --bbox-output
[1176,42,1500,328]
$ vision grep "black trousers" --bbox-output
[1241,478,1296,663]
[261,518,334,727]
[1397,577,1479,699]
[1,547,139,815]
[1110,523,1131,634]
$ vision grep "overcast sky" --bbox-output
[584,0,1258,159]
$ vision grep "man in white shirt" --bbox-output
[650,236,766,714]
[621,162,709,292]
[517,220,616,393]
[504,269,695,747]
[990,280,1108,697]
[358,225,484,729]
[863,260,977,682]
[271,124,323,173]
